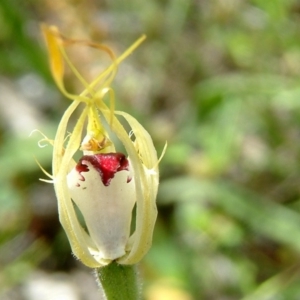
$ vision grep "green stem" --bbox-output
[96,262,140,300]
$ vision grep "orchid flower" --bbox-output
[40,25,164,268]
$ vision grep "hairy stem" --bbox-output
[96,262,140,300]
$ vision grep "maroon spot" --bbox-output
[75,153,130,186]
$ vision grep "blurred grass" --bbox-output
[1,0,300,299]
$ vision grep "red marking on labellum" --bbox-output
[75,153,131,186]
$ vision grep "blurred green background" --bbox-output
[1,0,300,299]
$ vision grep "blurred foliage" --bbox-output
[1,0,300,299]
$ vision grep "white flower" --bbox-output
[39,25,165,268]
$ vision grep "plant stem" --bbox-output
[96,261,140,300]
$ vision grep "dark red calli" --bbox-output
[76,153,130,186]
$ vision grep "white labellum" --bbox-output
[67,153,136,261]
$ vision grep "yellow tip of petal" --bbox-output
[41,24,64,87]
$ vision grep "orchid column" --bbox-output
[40,25,162,299]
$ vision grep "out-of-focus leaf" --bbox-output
[159,176,300,252]
[0,127,55,180]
